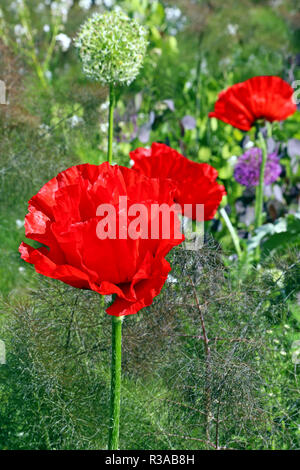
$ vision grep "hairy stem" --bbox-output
[108,315,123,450]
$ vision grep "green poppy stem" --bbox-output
[107,84,115,164]
[254,131,268,261]
[106,82,122,450]
[108,315,123,450]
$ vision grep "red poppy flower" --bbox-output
[19,163,184,317]
[208,76,297,131]
[130,143,226,221]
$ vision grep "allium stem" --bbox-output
[107,84,115,164]
[108,315,123,450]
[254,131,268,260]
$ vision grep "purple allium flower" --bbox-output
[234,147,282,187]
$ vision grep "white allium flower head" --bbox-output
[75,10,148,86]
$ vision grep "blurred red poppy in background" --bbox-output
[19,163,184,317]
[130,143,226,221]
[208,75,297,131]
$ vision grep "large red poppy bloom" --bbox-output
[208,76,297,131]
[130,143,226,221]
[19,163,184,317]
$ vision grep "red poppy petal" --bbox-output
[106,257,171,316]
[19,242,91,289]
[131,143,226,221]
[20,162,184,316]
[209,75,297,130]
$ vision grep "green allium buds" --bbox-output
[75,10,148,86]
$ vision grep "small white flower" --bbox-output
[245,140,255,149]
[43,24,50,33]
[103,0,114,7]
[227,24,238,36]
[129,159,134,167]
[16,219,24,229]
[69,115,84,127]
[51,0,73,23]
[45,70,52,80]
[18,267,25,273]
[100,122,109,133]
[10,0,24,11]
[167,274,178,284]
[79,0,93,9]
[280,350,287,356]
[229,155,238,166]
[14,24,26,36]
[39,123,51,133]
[165,6,182,21]
[51,1,59,13]
[100,100,109,111]
[56,33,72,52]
